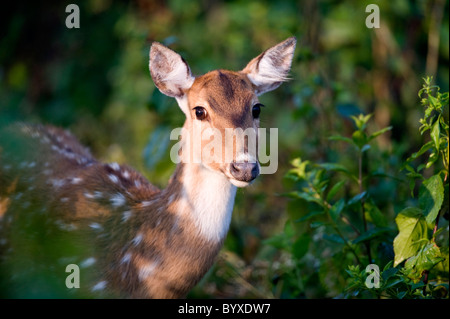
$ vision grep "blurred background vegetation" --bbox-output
[0,0,448,298]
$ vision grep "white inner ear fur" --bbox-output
[150,43,195,99]
[243,37,296,95]
[175,95,190,116]
[248,50,292,84]
[163,58,195,95]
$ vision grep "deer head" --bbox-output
[149,37,296,188]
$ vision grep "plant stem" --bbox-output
[316,182,362,265]
[432,212,441,241]
[359,151,373,263]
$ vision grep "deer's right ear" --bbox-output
[149,42,195,98]
[242,37,296,96]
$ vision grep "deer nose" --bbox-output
[230,162,259,182]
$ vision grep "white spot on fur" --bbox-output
[108,174,119,184]
[60,197,69,203]
[138,261,158,281]
[50,179,65,188]
[71,177,83,184]
[93,191,103,199]
[121,253,132,264]
[84,192,94,199]
[132,233,143,246]
[109,162,120,171]
[122,170,130,179]
[91,281,107,292]
[89,222,103,231]
[141,200,156,207]
[19,161,28,168]
[55,220,77,231]
[41,136,50,144]
[122,210,132,222]
[110,193,126,207]
[80,257,96,268]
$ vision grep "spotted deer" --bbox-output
[0,37,296,298]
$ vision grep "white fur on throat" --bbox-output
[177,164,237,243]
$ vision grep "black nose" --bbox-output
[230,162,259,182]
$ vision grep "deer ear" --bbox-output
[149,42,195,98]
[242,37,296,96]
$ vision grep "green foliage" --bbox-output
[392,77,449,288]
[268,79,449,298]
[346,261,448,299]
[344,79,450,299]
[393,207,428,267]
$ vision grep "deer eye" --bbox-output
[194,107,207,120]
[252,103,263,119]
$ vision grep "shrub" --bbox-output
[266,77,449,298]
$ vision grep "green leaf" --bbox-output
[397,291,408,299]
[263,221,295,250]
[418,175,444,226]
[430,116,441,150]
[323,234,345,244]
[328,135,353,145]
[347,191,367,206]
[262,233,287,250]
[283,220,295,238]
[393,207,428,267]
[426,152,439,168]
[361,144,371,153]
[318,163,350,175]
[295,210,325,223]
[326,180,346,202]
[404,242,445,283]
[428,94,438,109]
[292,234,310,260]
[384,279,405,291]
[288,158,309,179]
[368,126,392,142]
[352,130,367,149]
[365,201,388,227]
[292,191,324,206]
[409,141,434,160]
[329,198,345,222]
[351,114,372,130]
[352,227,391,244]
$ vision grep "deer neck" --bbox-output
[164,162,237,243]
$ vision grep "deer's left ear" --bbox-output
[241,37,296,96]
